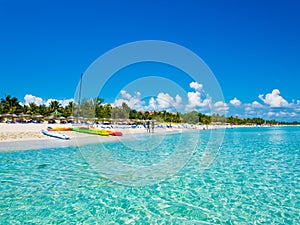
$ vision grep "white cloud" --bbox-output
[189,81,203,91]
[45,98,74,107]
[60,99,74,107]
[213,101,229,112]
[148,97,157,111]
[24,94,44,106]
[251,101,263,108]
[186,92,212,111]
[247,110,256,115]
[114,90,183,112]
[114,91,144,110]
[156,93,182,110]
[267,112,275,117]
[24,94,74,107]
[120,90,131,99]
[113,87,300,121]
[259,89,289,107]
[186,91,200,109]
[230,97,241,106]
[245,106,252,112]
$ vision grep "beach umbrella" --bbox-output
[31,114,43,119]
[51,110,61,116]
[57,116,66,120]
[0,114,10,119]
[18,114,30,118]
[67,116,75,120]
[3,114,18,121]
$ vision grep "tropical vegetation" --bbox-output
[1,94,299,125]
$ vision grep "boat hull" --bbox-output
[41,129,70,140]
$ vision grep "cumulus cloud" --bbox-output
[113,86,300,121]
[114,90,144,109]
[120,90,131,99]
[186,92,212,111]
[156,93,182,110]
[148,97,157,111]
[45,98,74,107]
[114,91,183,112]
[230,97,241,106]
[24,94,74,107]
[267,112,275,117]
[251,101,263,108]
[259,89,289,107]
[60,99,74,107]
[213,101,229,113]
[189,81,203,91]
[24,94,44,105]
[186,91,200,109]
[186,82,212,111]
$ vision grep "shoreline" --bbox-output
[0,123,184,152]
[1,123,299,152]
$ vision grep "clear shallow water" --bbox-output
[0,127,299,224]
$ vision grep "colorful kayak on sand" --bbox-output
[47,126,71,131]
[106,130,123,136]
[71,127,110,136]
[90,128,123,136]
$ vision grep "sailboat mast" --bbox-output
[78,73,83,109]
[76,73,83,123]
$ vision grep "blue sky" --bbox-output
[1,0,300,121]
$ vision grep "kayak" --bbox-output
[71,127,109,136]
[41,129,70,140]
[106,130,123,136]
[47,126,71,131]
[90,128,123,136]
[110,131,123,136]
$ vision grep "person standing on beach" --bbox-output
[147,120,150,132]
[151,120,155,133]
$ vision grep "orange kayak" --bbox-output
[47,127,71,131]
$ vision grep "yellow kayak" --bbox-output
[71,127,109,136]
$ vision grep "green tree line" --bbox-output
[1,95,299,125]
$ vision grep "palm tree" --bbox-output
[63,101,75,117]
[0,95,22,114]
[49,100,62,113]
[28,103,39,115]
[38,104,49,117]
[94,97,103,118]
[102,104,112,118]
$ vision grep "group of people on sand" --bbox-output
[146,120,155,133]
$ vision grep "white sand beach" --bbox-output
[0,122,277,151]
[0,123,185,151]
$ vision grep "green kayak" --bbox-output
[71,127,109,136]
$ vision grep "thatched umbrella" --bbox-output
[18,113,30,118]
[31,115,43,119]
[44,116,54,120]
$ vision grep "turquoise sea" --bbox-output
[1,126,299,224]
